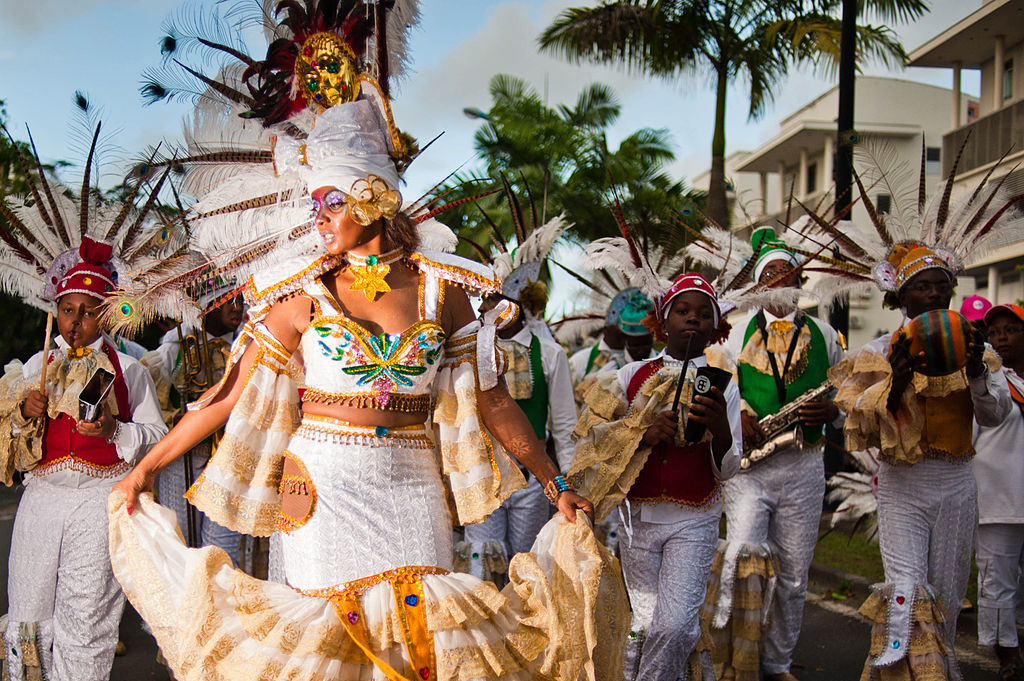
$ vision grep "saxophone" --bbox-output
[740,380,835,470]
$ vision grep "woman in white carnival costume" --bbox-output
[107,3,628,680]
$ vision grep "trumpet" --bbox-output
[740,380,834,470]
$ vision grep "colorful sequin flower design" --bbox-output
[315,319,445,406]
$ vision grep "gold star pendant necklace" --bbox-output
[346,248,404,302]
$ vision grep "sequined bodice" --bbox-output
[300,272,446,410]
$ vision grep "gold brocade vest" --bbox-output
[887,333,975,463]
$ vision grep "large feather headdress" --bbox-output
[782,139,1024,299]
[0,103,182,317]
[101,1,488,335]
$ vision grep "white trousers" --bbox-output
[463,475,551,559]
[877,458,977,681]
[156,452,244,565]
[975,522,1024,647]
[5,478,125,681]
[621,505,720,681]
[721,447,824,675]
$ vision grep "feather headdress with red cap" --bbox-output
[0,98,182,318]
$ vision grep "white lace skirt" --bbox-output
[108,418,630,681]
[278,417,453,588]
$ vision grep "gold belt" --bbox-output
[302,388,431,413]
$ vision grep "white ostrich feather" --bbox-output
[584,237,671,302]
[415,217,457,253]
[513,215,570,270]
[385,0,420,83]
[553,314,605,346]
[826,448,880,543]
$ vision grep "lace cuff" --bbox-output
[185,321,301,536]
[0,360,44,486]
[569,369,679,521]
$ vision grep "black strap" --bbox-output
[754,310,806,404]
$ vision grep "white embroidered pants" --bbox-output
[156,452,245,565]
[975,522,1024,647]
[621,505,720,681]
[464,475,551,559]
[877,458,977,681]
[721,447,824,675]
[5,478,125,681]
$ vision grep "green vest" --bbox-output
[738,313,830,444]
[515,334,549,440]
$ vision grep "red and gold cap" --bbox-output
[54,237,116,301]
[660,273,720,324]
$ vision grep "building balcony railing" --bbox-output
[943,98,1024,177]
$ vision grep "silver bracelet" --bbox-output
[106,421,122,444]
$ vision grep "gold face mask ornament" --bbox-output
[295,32,361,108]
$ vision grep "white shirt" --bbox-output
[114,335,149,360]
[20,334,167,488]
[502,326,578,473]
[616,352,743,523]
[569,339,625,385]
[974,368,1024,524]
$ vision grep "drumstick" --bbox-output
[39,312,53,393]
[671,333,696,412]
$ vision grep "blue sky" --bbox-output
[0,0,983,316]
[0,0,980,193]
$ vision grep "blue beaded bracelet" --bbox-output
[544,475,574,502]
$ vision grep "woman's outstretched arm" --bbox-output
[114,295,307,512]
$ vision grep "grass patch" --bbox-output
[813,530,979,605]
[814,530,885,583]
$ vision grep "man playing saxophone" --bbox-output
[709,227,845,681]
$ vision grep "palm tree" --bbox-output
[539,0,927,228]
[437,74,704,255]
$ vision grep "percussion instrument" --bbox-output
[905,309,972,376]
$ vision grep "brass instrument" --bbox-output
[740,380,834,470]
[176,324,217,548]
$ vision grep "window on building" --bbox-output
[1004,59,1014,101]
[806,162,817,195]
[926,147,941,175]
[876,194,892,215]
[968,101,980,122]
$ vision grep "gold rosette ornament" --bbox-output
[346,175,402,227]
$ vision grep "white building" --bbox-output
[908,0,1024,308]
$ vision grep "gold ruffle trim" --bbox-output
[857,585,948,681]
[709,548,778,681]
[570,365,701,521]
[109,491,628,681]
[830,344,986,467]
[185,331,302,536]
[738,323,812,385]
[0,349,121,486]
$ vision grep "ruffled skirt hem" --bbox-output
[107,491,629,681]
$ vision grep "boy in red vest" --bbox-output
[0,238,167,681]
[572,273,742,681]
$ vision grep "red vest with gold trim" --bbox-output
[625,358,719,508]
[37,342,132,472]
